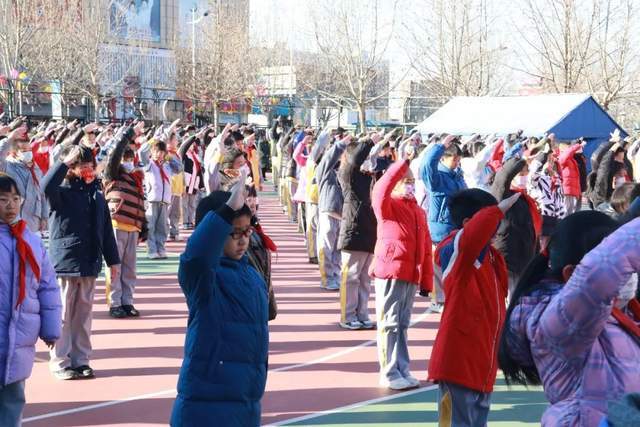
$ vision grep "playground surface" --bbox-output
[23,190,547,426]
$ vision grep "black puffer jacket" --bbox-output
[337,140,377,253]
[490,157,537,276]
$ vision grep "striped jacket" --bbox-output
[104,172,145,231]
[528,158,566,219]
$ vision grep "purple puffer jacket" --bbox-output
[0,222,61,386]
[505,217,640,427]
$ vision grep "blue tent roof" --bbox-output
[416,94,627,141]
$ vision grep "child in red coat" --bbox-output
[429,189,520,426]
[370,158,433,390]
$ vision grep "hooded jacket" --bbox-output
[419,143,467,244]
[370,160,433,293]
[171,207,268,427]
[504,218,640,426]
[0,223,61,386]
[338,140,377,253]
[429,206,508,393]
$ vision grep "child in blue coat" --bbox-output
[0,175,61,427]
[170,170,268,427]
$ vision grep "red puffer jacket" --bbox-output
[428,206,508,393]
[369,160,433,293]
[558,144,582,198]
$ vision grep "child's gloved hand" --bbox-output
[419,289,430,298]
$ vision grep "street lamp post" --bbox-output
[188,6,210,121]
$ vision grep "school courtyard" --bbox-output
[24,190,546,426]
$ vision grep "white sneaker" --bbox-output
[430,302,444,313]
[404,375,421,388]
[148,253,160,259]
[339,320,363,330]
[158,251,168,259]
[380,377,413,390]
[360,320,376,329]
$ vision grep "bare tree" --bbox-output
[0,0,64,116]
[307,0,403,133]
[514,0,640,111]
[515,0,598,93]
[586,0,639,110]
[174,2,258,127]
[403,0,506,98]
[47,0,143,120]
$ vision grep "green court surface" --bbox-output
[135,250,181,275]
[284,379,546,426]
[98,249,180,278]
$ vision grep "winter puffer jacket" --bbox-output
[429,206,508,393]
[491,157,537,276]
[419,144,467,244]
[0,223,61,386]
[503,218,640,426]
[558,144,582,198]
[338,140,377,253]
[370,160,433,293]
[171,207,268,427]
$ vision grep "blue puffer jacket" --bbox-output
[42,161,120,276]
[419,144,467,243]
[171,207,269,427]
[0,223,61,386]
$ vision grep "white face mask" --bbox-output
[18,151,33,163]
[513,174,527,189]
[122,162,135,173]
[404,183,416,198]
[614,176,627,189]
[240,164,251,175]
[616,273,638,309]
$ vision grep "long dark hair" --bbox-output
[498,211,619,386]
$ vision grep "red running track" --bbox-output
[23,189,442,426]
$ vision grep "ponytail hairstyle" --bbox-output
[498,211,619,386]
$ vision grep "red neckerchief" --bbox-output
[129,170,145,194]
[8,220,41,308]
[612,299,640,339]
[187,146,202,174]
[27,164,40,188]
[154,160,169,184]
[254,223,277,252]
[510,188,543,238]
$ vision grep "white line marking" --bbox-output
[23,307,434,423]
[270,307,432,373]
[264,385,439,426]
[23,389,176,423]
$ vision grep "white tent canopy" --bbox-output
[415,94,611,138]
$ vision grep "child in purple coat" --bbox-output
[499,211,640,426]
[0,175,61,427]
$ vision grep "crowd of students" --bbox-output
[0,113,638,426]
[271,121,640,426]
